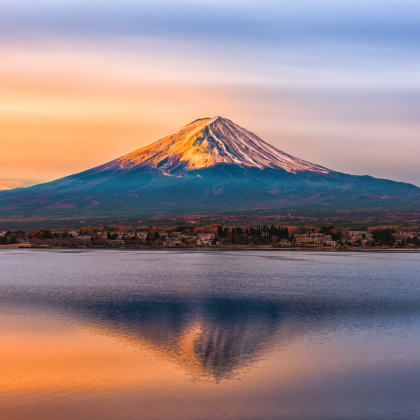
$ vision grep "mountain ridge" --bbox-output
[1,116,419,224]
[95,116,329,174]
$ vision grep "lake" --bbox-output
[0,249,420,420]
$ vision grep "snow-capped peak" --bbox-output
[100,117,329,174]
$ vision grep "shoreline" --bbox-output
[1,244,420,253]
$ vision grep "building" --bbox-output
[106,240,125,247]
[348,231,372,240]
[294,233,335,247]
[294,233,324,247]
[198,233,215,241]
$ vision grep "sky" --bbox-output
[1,0,420,189]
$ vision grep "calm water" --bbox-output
[1,249,420,420]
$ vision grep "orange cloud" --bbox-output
[0,181,23,191]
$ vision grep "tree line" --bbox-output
[217,225,289,239]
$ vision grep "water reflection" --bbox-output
[2,250,420,419]
[77,299,284,379]
[18,293,417,381]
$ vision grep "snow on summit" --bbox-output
[100,116,329,174]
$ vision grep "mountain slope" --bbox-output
[97,117,329,174]
[1,116,420,223]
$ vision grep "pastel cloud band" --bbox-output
[0,181,23,191]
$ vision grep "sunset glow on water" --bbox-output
[1,249,420,419]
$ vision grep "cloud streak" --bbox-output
[0,181,23,191]
[0,0,419,187]
[2,0,420,46]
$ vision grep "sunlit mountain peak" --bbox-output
[98,116,330,174]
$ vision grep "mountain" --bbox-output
[98,116,329,174]
[1,116,420,224]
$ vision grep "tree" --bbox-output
[30,229,52,240]
[372,229,395,245]
[223,227,229,238]
[175,226,189,233]
[217,225,224,238]
[7,236,18,244]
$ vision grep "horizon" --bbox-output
[1,0,420,191]
[2,5,420,417]
[1,113,420,191]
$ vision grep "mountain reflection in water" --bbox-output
[2,250,420,420]
[11,291,417,381]
[76,298,285,380]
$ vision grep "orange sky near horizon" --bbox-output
[2,0,420,188]
[1,44,253,186]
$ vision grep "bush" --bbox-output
[175,226,189,233]
[30,229,52,239]
[372,229,395,245]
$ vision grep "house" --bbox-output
[198,233,215,241]
[294,233,336,247]
[167,240,183,247]
[348,231,372,240]
[106,240,125,247]
[295,233,324,247]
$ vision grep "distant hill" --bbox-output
[1,116,420,224]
